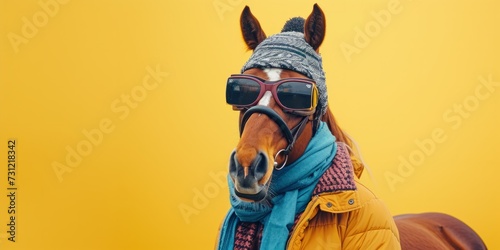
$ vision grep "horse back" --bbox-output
[394,212,487,250]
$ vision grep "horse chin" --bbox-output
[233,182,269,202]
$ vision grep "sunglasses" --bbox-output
[226,74,318,115]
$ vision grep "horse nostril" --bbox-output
[229,151,238,176]
[229,150,268,186]
[253,152,268,180]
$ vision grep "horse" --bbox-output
[217,4,487,249]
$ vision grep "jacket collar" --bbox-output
[311,142,362,212]
[312,142,357,195]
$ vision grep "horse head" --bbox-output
[226,4,356,202]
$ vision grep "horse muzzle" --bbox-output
[229,150,269,201]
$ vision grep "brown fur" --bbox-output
[395,213,487,249]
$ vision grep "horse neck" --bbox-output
[287,121,314,164]
[288,107,349,164]
[321,107,353,147]
[321,106,364,178]
[286,106,364,178]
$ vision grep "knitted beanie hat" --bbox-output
[241,17,328,118]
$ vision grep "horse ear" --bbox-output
[304,4,326,51]
[240,6,267,50]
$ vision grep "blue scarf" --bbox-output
[217,122,337,249]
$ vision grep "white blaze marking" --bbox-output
[258,91,272,106]
[257,68,282,106]
[264,68,282,81]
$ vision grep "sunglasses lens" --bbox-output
[277,82,314,109]
[226,78,261,106]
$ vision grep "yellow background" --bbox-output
[1,0,499,249]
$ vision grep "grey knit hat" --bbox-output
[241,28,328,119]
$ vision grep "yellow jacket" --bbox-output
[287,177,401,249]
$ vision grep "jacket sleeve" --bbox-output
[342,182,401,249]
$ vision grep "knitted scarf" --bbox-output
[217,122,337,249]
